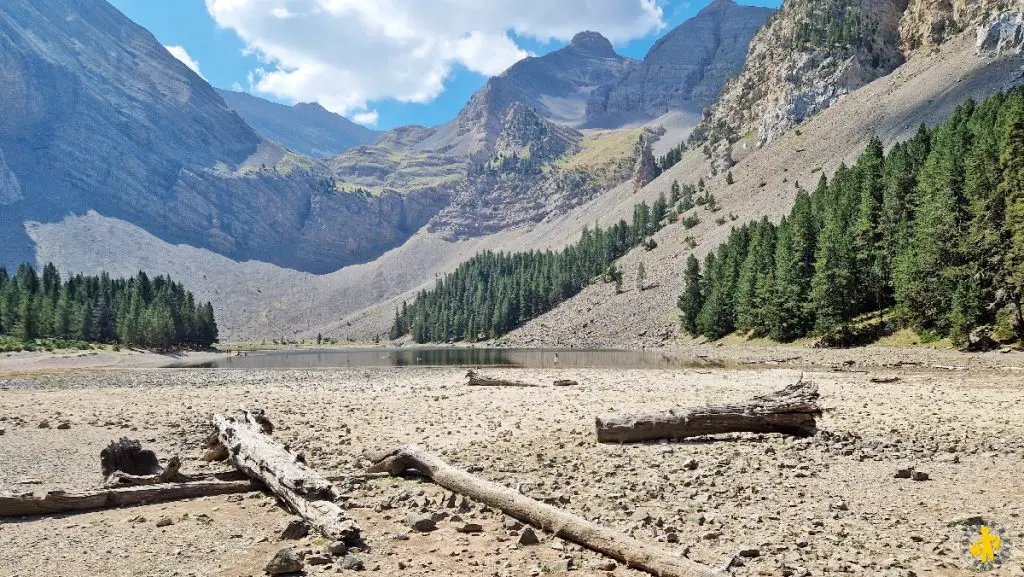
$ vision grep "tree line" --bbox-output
[679,88,1024,347]
[0,263,218,349]
[391,199,670,342]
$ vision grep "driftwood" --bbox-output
[553,379,579,387]
[368,446,717,577]
[211,411,361,544]
[465,370,540,388]
[0,480,256,517]
[104,456,183,488]
[595,379,821,443]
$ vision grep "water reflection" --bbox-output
[183,348,720,370]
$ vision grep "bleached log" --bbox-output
[368,446,717,577]
[0,480,256,517]
[595,380,820,443]
[465,370,540,387]
[211,411,361,544]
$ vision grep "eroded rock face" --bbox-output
[900,0,1011,51]
[0,149,22,206]
[632,135,658,193]
[977,9,1024,56]
[692,0,908,159]
[589,0,773,124]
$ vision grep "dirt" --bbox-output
[1,346,1023,576]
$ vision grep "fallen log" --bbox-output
[211,411,361,545]
[0,480,256,517]
[595,379,820,443]
[368,446,717,577]
[104,456,183,488]
[465,370,540,388]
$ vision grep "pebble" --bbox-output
[456,522,483,534]
[334,555,364,571]
[327,541,348,556]
[407,513,436,532]
[518,527,540,546]
[265,548,302,575]
[155,517,173,528]
[56,421,71,430]
[306,554,332,566]
[912,470,929,481]
[683,458,699,470]
[738,546,760,558]
[37,420,50,429]
[279,519,309,540]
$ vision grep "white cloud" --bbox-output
[165,45,207,80]
[352,111,380,127]
[230,81,244,92]
[204,0,664,119]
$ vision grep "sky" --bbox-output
[109,0,780,130]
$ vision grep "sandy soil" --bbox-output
[1,347,1023,577]
[0,349,230,377]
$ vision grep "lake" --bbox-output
[182,348,722,370]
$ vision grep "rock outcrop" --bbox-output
[976,8,1024,56]
[900,0,1012,51]
[0,149,22,206]
[588,0,774,126]
[691,0,908,158]
[631,135,658,193]
[217,90,379,158]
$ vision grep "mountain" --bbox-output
[216,89,380,157]
[690,0,909,170]
[0,0,448,275]
[586,0,774,127]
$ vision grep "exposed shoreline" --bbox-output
[0,349,230,376]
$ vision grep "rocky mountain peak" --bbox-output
[494,103,581,162]
[699,0,740,14]
[569,31,617,57]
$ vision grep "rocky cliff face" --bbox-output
[217,89,379,158]
[0,0,445,275]
[588,0,773,126]
[691,0,909,160]
[900,0,1014,50]
[977,8,1024,56]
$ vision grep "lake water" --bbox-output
[183,348,722,370]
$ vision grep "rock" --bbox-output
[0,427,5,436]
[738,546,761,558]
[155,517,173,528]
[265,548,303,575]
[335,555,364,571]
[306,554,332,566]
[407,513,436,532]
[894,465,914,479]
[594,560,617,571]
[912,470,930,481]
[279,519,309,540]
[977,10,1024,57]
[327,541,348,557]
[56,421,71,430]
[37,420,50,429]
[631,134,658,193]
[550,558,573,572]
[683,458,699,470]
[503,518,523,531]
[518,527,540,546]
[456,522,484,534]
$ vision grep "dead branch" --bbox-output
[368,446,717,577]
[465,370,540,387]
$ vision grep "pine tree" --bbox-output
[678,255,703,336]
[636,262,647,292]
[810,205,857,340]
[1001,92,1024,338]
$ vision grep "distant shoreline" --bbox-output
[0,349,230,377]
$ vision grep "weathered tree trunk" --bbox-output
[104,456,183,487]
[465,370,540,387]
[596,380,820,443]
[211,411,361,545]
[368,446,717,577]
[0,480,256,517]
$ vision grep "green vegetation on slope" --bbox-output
[0,263,218,349]
[390,196,671,343]
[679,88,1024,347]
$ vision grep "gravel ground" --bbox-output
[1,355,1023,576]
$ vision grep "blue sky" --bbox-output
[109,0,780,130]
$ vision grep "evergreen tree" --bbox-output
[636,262,647,292]
[678,255,703,336]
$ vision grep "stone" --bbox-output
[456,522,484,534]
[912,470,930,481]
[279,519,309,540]
[594,560,617,571]
[335,555,364,571]
[327,541,348,556]
[37,420,50,429]
[306,554,332,566]
[503,518,523,531]
[894,465,914,479]
[0,427,5,436]
[56,421,71,430]
[977,11,1024,57]
[265,548,303,575]
[738,546,761,558]
[683,458,699,470]
[407,513,436,532]
[518,527,540,546]
[155,517,173,528]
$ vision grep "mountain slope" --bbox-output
[216,89,380,157]
[587,0,774,128]
[502,33,1024,348]
[0,0,448,275]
